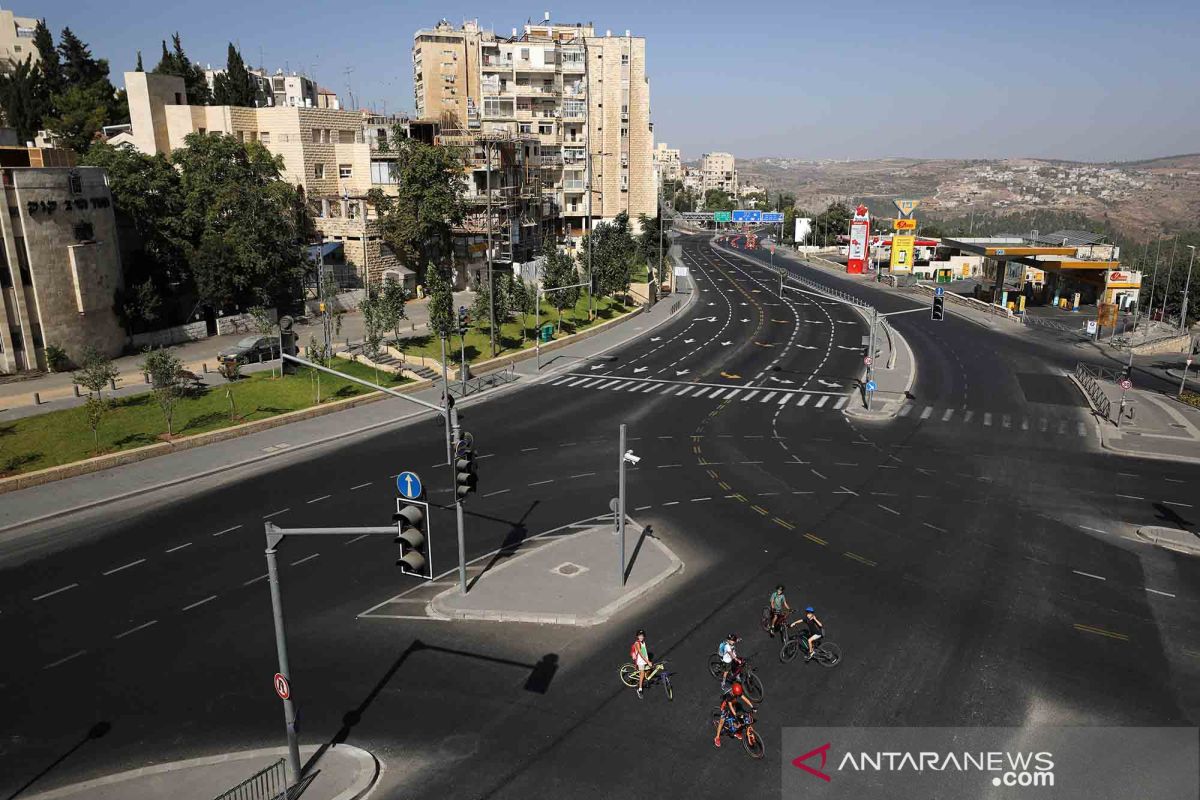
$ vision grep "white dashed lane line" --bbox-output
[165,542,192,553]
[114,620,157,640]
[1072,570,1106,581]
[213,525,242,537]
[307,494,331,504]
[290,553,320,567]
[349,482,371,491]
[102,559,146,577]
[262,508,290,519]
[182,595,218,611]
[33,583,79,602]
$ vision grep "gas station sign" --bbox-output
[847,205,870,275]
[889,235,915,274]
[893,218,917,231]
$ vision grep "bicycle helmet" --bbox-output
[805,606,815,613]
[776,584,785,592]
[727,633,740,642]
[731,682,744,697]
[636,629,646,637]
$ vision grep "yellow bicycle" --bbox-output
[618,661,674,700]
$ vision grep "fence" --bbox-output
[780,271,896,368]
[211,758,288,800]
[1074,362,1113,421]
[448,362,518,399]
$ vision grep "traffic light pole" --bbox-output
[449,406,467,594]
[618,423,627,587]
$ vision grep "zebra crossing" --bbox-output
[546,372,851,411]
[891,403,1094,437]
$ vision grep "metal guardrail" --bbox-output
[449,362,518,399]
[212,758,288,800]
[1074,363,1112,421]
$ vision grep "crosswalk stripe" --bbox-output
[566,377,591,387]
[1039,418,1048,432]
[1058,420,1067,434]
[898,404,913,417]
[942,409,954,421]
[693,387,712,398]
[742,390,759,401]
[709,388,727,399]
[761,391,778,403]
[777,393,792,404]
[797,394,811,406]
[1077,422,1087,437]
[660,385,678,395]
[724,389,741,400]
[677,385,697,396]
[551,376,574,386]
[640,383,662,393]
[963,410,974,423]
[834,396,847,409]
[1002,414,1012,428]
[1021,418,1029,430]
[608,380,631,391]
[596,379,620,389]
[580,378,604,388]
[815,395,829,408]
[983,413,993,426]
[626,381,647,391]
[920,406,933,419]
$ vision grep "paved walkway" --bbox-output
[19,744,377,800]
[429,517,683,625]
[1074,373,1200,463]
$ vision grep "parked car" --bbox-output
[217,336,279,364]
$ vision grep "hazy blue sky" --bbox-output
[33,0,1200,162]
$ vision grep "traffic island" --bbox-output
[428,517,683,625]
[1136,526,1200,556]
[18,744,378,800]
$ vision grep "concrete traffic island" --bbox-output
[18,744,378,800]
[428,517,683,625]
[1136,526,1200,556]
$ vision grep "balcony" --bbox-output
[513,59,557,72]
[563,179,585,192]
[482,58,512,70]
[510,84,560,97]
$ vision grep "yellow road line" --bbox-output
[717,481,731,491]
[804,533,827,545]
[773,518,796,530]
[843,552,877,567]
[706,470,718,479]
[1073,623,1129,641]
[751,505,769,516]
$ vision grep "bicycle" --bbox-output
[618,660,674,701]
[759,606,788,637]
[779,626,841,667]
[710,708,765,759]
[706,654,765,702]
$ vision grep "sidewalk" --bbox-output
[428,517,683,625]
[20,744,377,800]
[0,291,474,413]
[1071,372,1200,464]
[0,282,696,534]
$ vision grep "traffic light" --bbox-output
[457,306,470,337]
[454,439,477,500]
[279,315,298,374]
[394,503,427,575]
[931,295,945,322]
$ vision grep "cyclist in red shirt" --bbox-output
[630,629,652,699]
[713,681,755,747]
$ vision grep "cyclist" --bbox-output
[789,606,824,660]
[630,629,652,698]
[713,681,755,748]
[718,633,741,689]
[767,584,791,637]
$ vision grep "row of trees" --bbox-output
[145,34,264,107]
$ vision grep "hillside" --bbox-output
[736,155,1200,240]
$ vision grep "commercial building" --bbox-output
[413,16,655,240]
[701,151,737,198]
[1,166,125,372]
[124,71,408,288]
[0,7,38,74]
[654,143,681,184]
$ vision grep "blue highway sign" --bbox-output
[761,212,784,223]
[731,210,762,223]
[865,380,878,393]
[396,471,424,499]
[934,287,945,296]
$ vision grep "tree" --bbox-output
[43,84,108,153]
[542,238,579,332]
[73,345,118,400]
[379,279,408,342]
[153,33,211,105]
[139,348,184,438]
[0,59,48,142]
[703,189,736,212]
[673,186,699,213]
[471,273,511,339]
[812,202,853,248]
[33,20,60,99]
[358,293,387,384]
[217,357,240,419]
[581,212,636,301]
[212,43,261,107]
[247,306,277,377]
[425,261,455,340]
[508,275,537,343]
[369,134,466,280]
[40,27,122,152]
[638,212,668,290]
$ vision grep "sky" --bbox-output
[32,0,1200,163]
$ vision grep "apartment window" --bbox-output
[339,130,357,144]
[520,48,530,61]
[175,92,183,105]
[198,127,206,135]
[370,161,398,184]
[260,132,270,145]
[539,123,553,135]
[314,163,325,179]
[620,126,629,138]
[0,247,11,288]
[621,54,629,65]
[339,164,353,179]
[518,123,532,134]
[12,45,20,52]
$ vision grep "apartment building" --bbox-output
[1,166,125,372]
[202,66,339,110]
[0,6,37,74]
[125,71,408,288]
[413,17,654,241]
[654,143,681,185]
[702,151,738,197]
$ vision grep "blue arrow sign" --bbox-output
[865,381,878,393]
[396,471,423,500]
[731,210,762,223]
[935,286,945,296]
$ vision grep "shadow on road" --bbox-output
[5,721,111,800]
[1152,502,1194,531]
[466,501,539,593]
[623,524,656,584]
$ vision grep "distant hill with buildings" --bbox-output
[736,154,1200,240]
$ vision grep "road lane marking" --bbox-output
[835,486,859,496]
[520,447,539,452]
[569,472,596,479]
[663,501,680,506]
[1115,494,1144,500]
[751,505,769,516]
[1162,501,1193,508]
[774,518,796,530]
[877,504,900,516]
[692,497,712,502]
[182,595,218,611]
[815,396,829,408]
[262,508,290,519]
[102,558,147,576]
[349,483,371,491]
[115,620,158,640]
[920,406,933,420]
[844,552,877,567]
[307,494,331,504]
[1146,588,1176,598]
[243,573,269,586]
[1080,525,1106,534]
[810,469,827,479]
[1072,570,1106,581]
[635,505,653,511]
[1073,623,1128,641]
[33,583,79,602]
[44,650,87,669]
[165,542,192,553]
[804,533,827,545]
[657,463,682,469]
[291,553,320,567]
[213,525,243,536]
[529,479,554,486]
[344,534,369,545]
[481,489,511,498]
[923,523,947,533]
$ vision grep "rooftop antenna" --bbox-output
[343,66,356,110]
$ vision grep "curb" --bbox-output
[1135,526,1200,556]
[17,745,379,800]
[426,517,684,626]
[1067,375,1200,465]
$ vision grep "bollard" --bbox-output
[110,378,117,391]
[73,384,80,397]
[144,372,150,384]
[34,391,42,404]
[203,362,208,374]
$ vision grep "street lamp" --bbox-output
[1182,245,1197,332]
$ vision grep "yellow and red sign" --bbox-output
[889,235,915,273]
[893,218,917,231]
[1105,270,1141,288]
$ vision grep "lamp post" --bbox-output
[1181,245,1196,332]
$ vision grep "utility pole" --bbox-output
[486,140,497,358]
[1181,245,1196,332]
[1146,234,1163,325]
[618,423,627,586]
[1163,238,1179,325]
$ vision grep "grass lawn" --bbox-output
[629,262,652,284]
[0,358,407,477]
[393,292,631,363]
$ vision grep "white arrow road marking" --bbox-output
[590,364,607,370]
[818,379,842,388]
[721,341,732,346]
[684,339,695,344]
[676,370,690,376]
[634,367,648,373]
[740,302,749,306]
[769,377,795,384]
[650,337,661,342]
[708,302,717,306]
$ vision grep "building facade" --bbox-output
[0,166,125,372]
[702,151,738,198]
[125,71,406,287]
[0,7,37,75]
[201,66,339,110]
[654,143,681,184]
[413,17,654,241]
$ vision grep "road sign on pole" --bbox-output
[864,356,873,367]
[274,672,290,700]
[713,211,732,223]
[761,212,784,223]
[1120,378,1132,391]
[893,198,920,218]
[865,380,878,393]
[396,471,423,500]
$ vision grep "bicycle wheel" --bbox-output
[662,674,674,701]
[816,643,842,668]
[780,639,800,663]
[742,725,766,759]
[619,663,639,687]
[743,670,765,703]
[759,607,772,633]
[707,653,724,680]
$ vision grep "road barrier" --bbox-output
[1074,362,1113,421]
[211,758,290,800]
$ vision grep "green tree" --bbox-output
[43,83,109,152]
[247,306,277,377]
[41,26,122,151]
[33,20,60,99]
[425,261,455,340]
[212,43,261,107]
[703,189,736,212]
[217,357,241,419]
[0,59,48,142]
[673,186,699,212]
[368,134,466,280]
[812,202,853,248]
[472,273,511,340]
[135,51,143,72]
[379,278,408,342]
[139,348,185,437]
[508,275,537,343]
[582,212,636,300]
[637,212,669,290]
[542,238,579,332]
[358,294,387,384]
[153,33,212,105]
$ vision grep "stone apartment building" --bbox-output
[702,151,738,198]
[413,17,654,241]
[202,66,338,110]
[654,142,681,185]
[0,7,37,75]
[124,71,410,289]
[0,166,125,372]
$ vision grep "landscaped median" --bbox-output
[0,358,410,487]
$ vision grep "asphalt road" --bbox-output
[2,234,1198,799]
